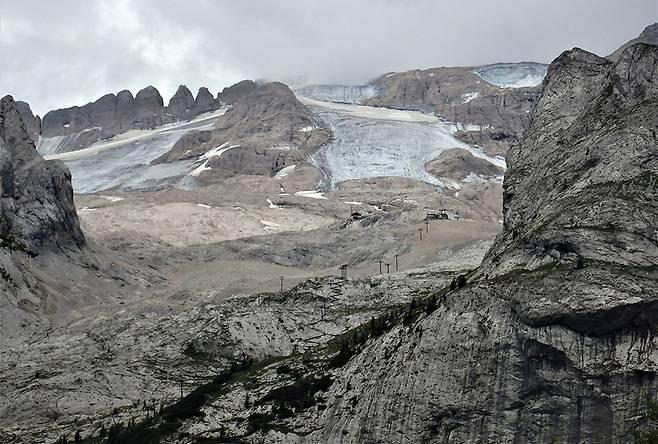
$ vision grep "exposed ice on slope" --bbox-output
[274,164,297,179]
[41,109,226,158]
[304,99,505,190]
[43,111,227,193]
[294,84,380,105]
[298,97,437,123]
[189,143,240,177]
[295,190,327,199]
[473,62,547,88]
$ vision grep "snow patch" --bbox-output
[460,92,480,104]
[298,126,314,132]
[100,195,124,202]
[295,190,327,200]
[267,198,280,209]
[197,203,212,208]
[275,164,297,179]
[189,143,240,177]
[345,201,363,205]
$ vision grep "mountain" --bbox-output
[36,84,223,154]
[608,22,657,61]
[155,82,330,180]
[367,64,544,157]
[141,43,658,443]
[0,95,157,341]
[15,101,41,143]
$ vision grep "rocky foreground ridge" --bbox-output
[95,44,658,444]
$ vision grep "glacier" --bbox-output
[44,112,225,193]
[473,62,547,88]
[300,98,504,190]
[294,84,380,105]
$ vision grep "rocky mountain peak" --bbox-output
[480,43,658,277]
[194,86,218,113]
[167,84,195,119]
[216,79,257,105]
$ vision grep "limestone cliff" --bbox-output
[153,44,658,444]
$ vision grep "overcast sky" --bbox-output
[1,0,655,116]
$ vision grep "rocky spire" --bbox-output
[167,85,195,120]
[194,87,219,113]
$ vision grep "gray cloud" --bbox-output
[1,0,655,115]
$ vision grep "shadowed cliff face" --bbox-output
[151,44,658,444]
[481,44,658,278]
[0,96,85,251]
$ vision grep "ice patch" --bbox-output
[275,164,297,179]
[295,190,327,200]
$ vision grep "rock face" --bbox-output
[167,85,196,120]
[195,86,219,113]
[155,82,330,180]
[154,44,658,444]
[0,96,84,251]
[216,79,257,105]
[426,147,505,182]
[38,84,223,154]
[15,101,41,143]
[0,95,85,336]
[608,22,657,61]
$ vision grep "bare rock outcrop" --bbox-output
[167,84,196,120]
[15,101,41,143]
[155,82,330,180]
[194,86,220,113]
[426,147,505,182]
[216,79,257,105]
